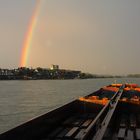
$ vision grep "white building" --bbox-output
[50,65,59,70]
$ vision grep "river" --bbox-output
[0,78,140,133]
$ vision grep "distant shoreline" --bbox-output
[0,67,139,80]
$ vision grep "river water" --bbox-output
[0,78,140,133]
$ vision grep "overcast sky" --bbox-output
[0,0,140,75]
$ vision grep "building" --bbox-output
[50,65,59,70]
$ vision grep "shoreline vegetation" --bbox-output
[0,67,139,80]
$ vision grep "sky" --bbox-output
[0,0,140,75]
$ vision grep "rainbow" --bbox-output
[20,0,42,67]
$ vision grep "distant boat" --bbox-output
[0,83,140,140]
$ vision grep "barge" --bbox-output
[0,83,140,140]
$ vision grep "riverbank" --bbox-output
[0,67,139,80]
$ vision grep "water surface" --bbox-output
[0,78,140,133]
